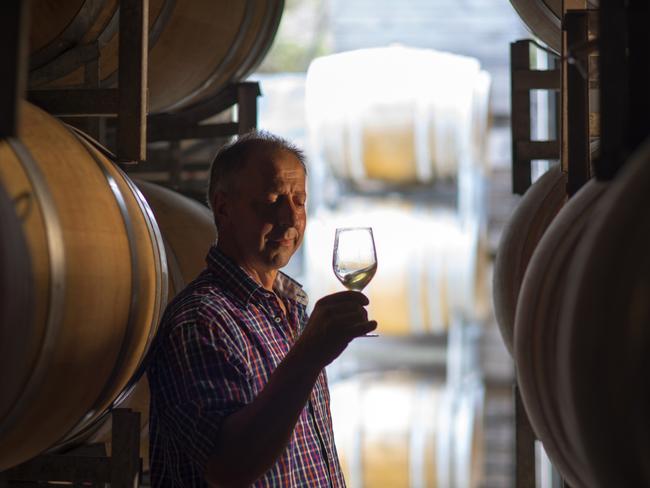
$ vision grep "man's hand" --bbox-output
[295,291,378,368]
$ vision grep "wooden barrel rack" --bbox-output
[0,409,141,487]
[0,0,263,484]
[506,0,650,487]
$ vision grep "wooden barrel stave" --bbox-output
[0,145,50,429]
[514,178,607,488]
[0,102,166,471]
[29,0,99,63]
[493,165,567,356]
[133,180,217,285]
[305,47,491,186]
[88,180,217,470]
[508,0,562,53]
[330,373,483,488]
[557,140,650,487]
[0,185,33,357]
[331,374,441,488]
[29,0,284,113]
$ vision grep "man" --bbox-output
[147,131,377,487]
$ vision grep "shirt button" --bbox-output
[274,317,282,323]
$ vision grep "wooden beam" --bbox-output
[28,89,120,116]
[128,161,212,173]
[516,141,560,160]
[110,409,141,487]
[515,384,536,488]
[116,0,149,163]
[626,0,650,157]
[148,82,260,129]
[169,140,182,188]
[237,82,260,134]
[595,0,628,179]
[510,41,533,194]
[83,56,106,143]
[512,69,561,91]
[149,85,238,127]
[0,456,111,483]
[0,411,140,486]
[0,0,30,138]
[148,122,239,142]
[565,11,591,196]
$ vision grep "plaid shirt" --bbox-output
[147,246,345,487]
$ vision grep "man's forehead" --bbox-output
[249,150,306,185]
[269,166,305,182]
[265,172,306,193]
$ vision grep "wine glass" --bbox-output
[333,227,378,336]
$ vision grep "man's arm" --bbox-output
[205,290,376,487]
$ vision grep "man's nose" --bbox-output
[277,199,298,227]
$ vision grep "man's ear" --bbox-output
[212,191,230,225]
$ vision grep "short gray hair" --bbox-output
[206,130,306,212]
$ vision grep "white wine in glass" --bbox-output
[333,227,378,336]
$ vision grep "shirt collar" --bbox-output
[206,246,308,307]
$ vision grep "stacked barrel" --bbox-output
[0,0,281,472]
[495,154,650,487]
[306,46,491,185]
[303,46,491,487]
[304,46,492,336]
[29,0,283,113]
[305,202,488,335]
[495,2,650,486]
[330,372,484,488]
[0,102,167,470]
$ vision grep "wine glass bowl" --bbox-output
[333,227,378,291]
[333,227,378,337]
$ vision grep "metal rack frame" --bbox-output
[0,0,30,139]
[0,3,145,485]
[512,9,597,488]
[131,81,260,193]
[510,40,561,195]
[564,10,592,196]
[26,0,149,164]
[595,0,650,180]
[3,0,260,189]
[148,82,260,141]
[0,409,141,487]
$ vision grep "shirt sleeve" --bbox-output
[154,305,254,472]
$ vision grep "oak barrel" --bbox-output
[88,180,217,470]
[0,102,167,470]
[330,373,484,488]
[508,0,561,53]
[557,139,650,487]
[134,180,217,293]
[306,47,491,185]
[493,166,566,356]
[514,178,607,488]
[306,202,488,335]
[29,0,283,113]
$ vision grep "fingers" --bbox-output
[316,290,369,307]
[335,310,369,327]
[350,320,378,338]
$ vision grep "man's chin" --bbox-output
[264,246,296,268]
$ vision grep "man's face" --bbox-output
[215,149,307,274]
